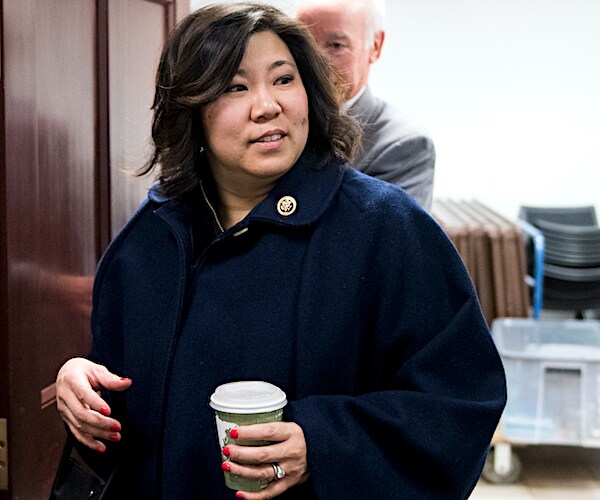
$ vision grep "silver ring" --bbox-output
[271,462,285,480]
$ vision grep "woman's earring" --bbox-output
[199,146,205,154]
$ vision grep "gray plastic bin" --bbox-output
[483,318,600,483]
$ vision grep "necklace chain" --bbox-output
[199,180,224,233]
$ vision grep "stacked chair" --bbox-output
[431,200,530,324]
[518,206,600,315]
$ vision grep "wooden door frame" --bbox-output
[95,0,188,256]
[96,0,112,256]
[0,0,8,495]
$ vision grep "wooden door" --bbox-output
[1,2,99,497]
[0,1,187,498]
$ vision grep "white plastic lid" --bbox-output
[209,381,287,414]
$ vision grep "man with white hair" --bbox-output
[297,0,435,210]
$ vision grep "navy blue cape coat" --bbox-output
[81,150,506,499]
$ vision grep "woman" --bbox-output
[55,3,506,499]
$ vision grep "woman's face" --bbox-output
[201,31,309,191]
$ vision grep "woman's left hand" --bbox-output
[221,421,309,499]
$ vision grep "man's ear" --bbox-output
[369,30,385,64]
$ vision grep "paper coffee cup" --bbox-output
[209,381,287,492]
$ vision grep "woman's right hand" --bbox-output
[56,357,132,452]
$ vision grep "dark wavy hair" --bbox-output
[137,2,361,198]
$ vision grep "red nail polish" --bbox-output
[221,462,231,472]
[110,424,121,432]
[222,446,230,457]
[99,407,110,416]
[229,428,239,439]
[120,377,132,382]
[235,493,245,499]
[96,447,105,453]
[109,433,120,442]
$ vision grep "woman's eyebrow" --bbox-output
[270,60,295,70]
[235,60,296,76]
